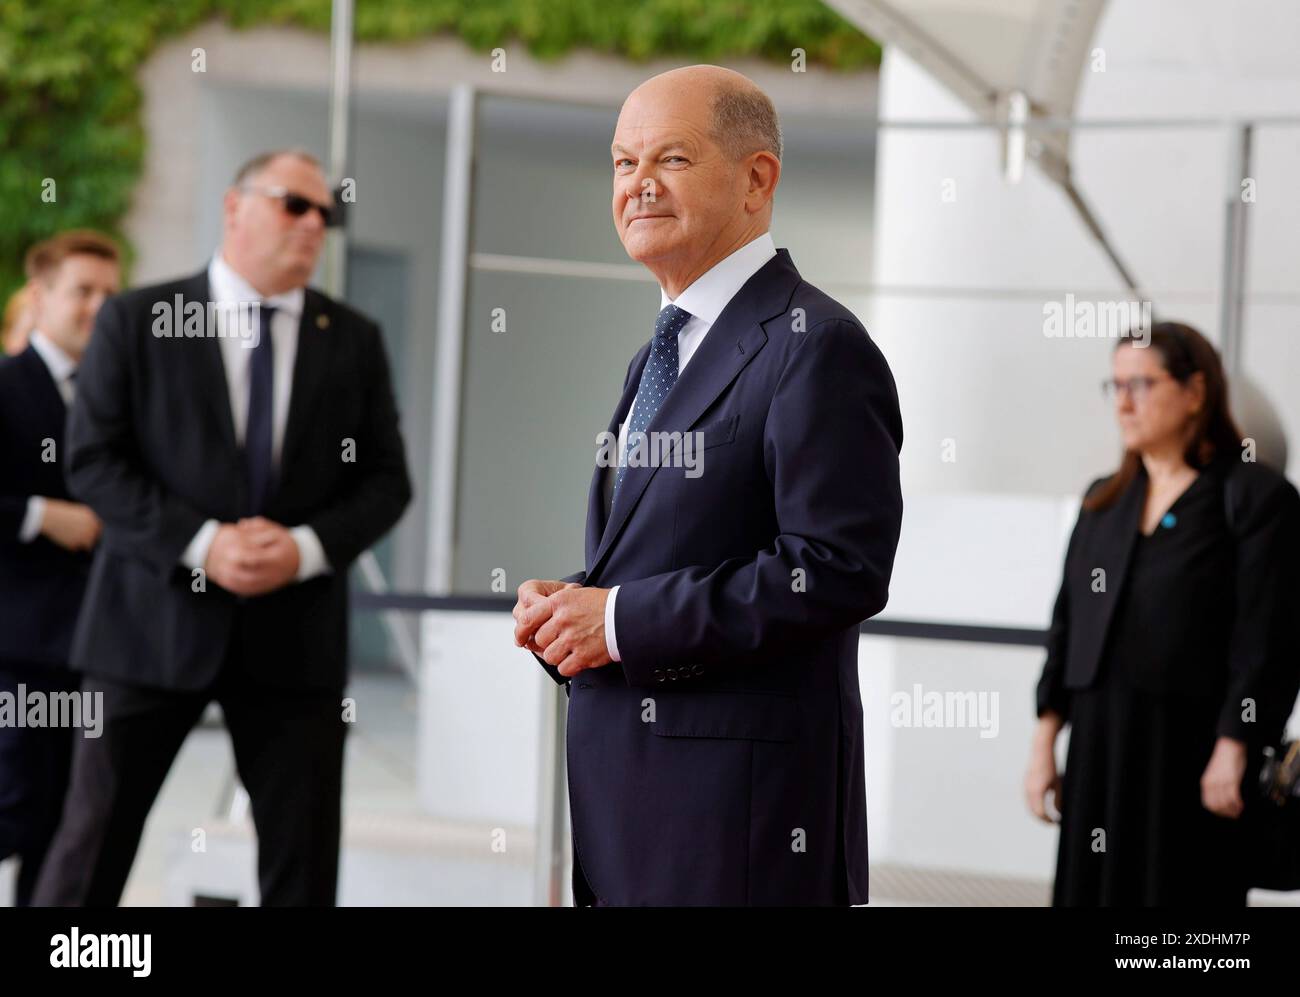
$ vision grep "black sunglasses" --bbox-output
[241,184,340,227]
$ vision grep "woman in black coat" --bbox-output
[1024,321,1300,906]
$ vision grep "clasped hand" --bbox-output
[512,579,611,678]
[204,517,300,597]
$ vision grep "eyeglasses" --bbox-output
[1100,374,1174,401]
[240,184,340,227]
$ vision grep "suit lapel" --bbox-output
[584,341,650,570]
[279,289,334,474]
[186,274,333,473]
[19,345,68,426]
[181,272,240,455]
[1091,468,1147,646]
[587,249,800,580]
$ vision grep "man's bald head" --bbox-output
[627,66,783,165]
[611,66,783,296]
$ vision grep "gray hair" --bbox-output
[232,148,323,186]
[710,84,783,163]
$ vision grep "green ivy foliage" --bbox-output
[0,0,878,305]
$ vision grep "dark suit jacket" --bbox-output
[0,346,91,669]
[539,248,904,905]
[1036,456,1300,748]
[64,270,412,693]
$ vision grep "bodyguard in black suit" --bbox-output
[32,151,412,906]
[513,67,903,905]
[0,232,119,905]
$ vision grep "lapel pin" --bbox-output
[1160,512,1177,529]
[316,313,330,330]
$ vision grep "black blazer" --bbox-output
[64,270,413,693]
[0,345,91,669]
[537,249,904,905]
[1036,456,1300,747]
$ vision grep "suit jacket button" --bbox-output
[692,664,705,677]
[653,669,665,683]
[667,667,678,680]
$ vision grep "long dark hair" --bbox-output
[1083,321,1243,512]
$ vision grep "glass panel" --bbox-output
[455,268,658,593]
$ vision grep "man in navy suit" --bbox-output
[513,66,904,906]
[0,231,119,905]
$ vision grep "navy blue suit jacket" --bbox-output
[0,345,91,670]
[544,248,904,905]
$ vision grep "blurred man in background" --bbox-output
[33,150,412,907]
[0,230,119,905]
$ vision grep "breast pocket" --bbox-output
[670,413,739,489]
[696,413,739,451]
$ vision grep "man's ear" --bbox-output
[26,278,46,318]
[745,151,780,214]
[222,187,241,231]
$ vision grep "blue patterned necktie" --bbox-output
[245,302,276,515]
[612,303,692,511]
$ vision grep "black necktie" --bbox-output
[245,303,276,515]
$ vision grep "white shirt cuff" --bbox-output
[180,519,220,570]
[19,496,46,543]
[291,525,331,581]
[605,584,621,662]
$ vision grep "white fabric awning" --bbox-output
[825,0,1108,180]
[826,0,1144,293]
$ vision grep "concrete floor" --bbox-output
[1,670,423,906]
[3,668,1295,906]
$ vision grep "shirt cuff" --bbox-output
[605,584,621,662]
[291,525,331,581]
[19,496,46,543]
[180,519,220,570]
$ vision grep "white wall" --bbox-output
[873,0,1300,500]
[865,0,1300,890]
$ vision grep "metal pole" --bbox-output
[325,0,417,673]
[1218,123,1253,375]
[415,81,570,909]
[423,87,572,906]
[425,84,476,596]
[324,0,354,298]
[533,685,570,906]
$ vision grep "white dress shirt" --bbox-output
[604,231,777,662]
[178,253,330,580]
[17,331,79,543]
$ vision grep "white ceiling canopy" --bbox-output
[824,0,1142,294]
